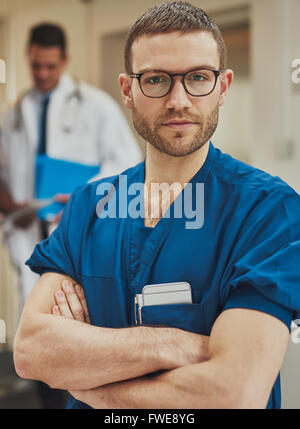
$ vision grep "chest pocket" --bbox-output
[81,275,132,328]
[140,303,209,336]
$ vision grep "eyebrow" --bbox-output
[135,65,219,74]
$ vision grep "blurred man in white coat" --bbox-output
[0,23,141,307]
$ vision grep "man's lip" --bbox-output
[162,120,196,125]
[162,120,197,129]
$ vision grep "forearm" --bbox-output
[71,359,236,409]
[14,313,209,391]
[73,308,283,410]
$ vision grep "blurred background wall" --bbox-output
[0,0,299,408]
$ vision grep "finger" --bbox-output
[54,289,74,319]
[52,305,61,316]
[54,193,71,204]
[61,280,85,322]
[74,284,91,324]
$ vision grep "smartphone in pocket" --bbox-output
[134,282,192,325]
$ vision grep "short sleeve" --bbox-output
[221,190,300,322]
[26,187,84,283]
[224,283,293,331]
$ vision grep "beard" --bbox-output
[132,102,219,157]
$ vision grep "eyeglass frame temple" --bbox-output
[129,69,221,98]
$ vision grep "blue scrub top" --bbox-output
[26,142,300,409]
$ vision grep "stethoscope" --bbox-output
[13,77,83,134]
[61,77,83,134]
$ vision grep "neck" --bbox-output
[143,141,210,228]
[144,141,210,187]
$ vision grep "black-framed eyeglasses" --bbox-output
[130,68,221,98]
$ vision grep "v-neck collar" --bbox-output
[127,141,218,291]
[136,140,218,229]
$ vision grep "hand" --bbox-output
[52,280,91,324]
[53,193,71,204]
[49,194,71,224]
[52,279,92,402]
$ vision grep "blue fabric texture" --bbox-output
[26,142,300,409]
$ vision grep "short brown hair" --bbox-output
[124,1,227,74]
[29,23,67,56]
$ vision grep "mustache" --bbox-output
[157,112,202,124]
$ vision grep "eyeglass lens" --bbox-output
[140,69,217,97]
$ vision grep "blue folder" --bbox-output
[35,155,100,220]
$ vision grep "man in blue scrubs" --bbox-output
[14,2,300,409]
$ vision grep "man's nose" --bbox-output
[35,67,50,80]
[165,78,193,110]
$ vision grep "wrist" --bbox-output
[153,327,186,370]
[137,326,174,372]
[158,328,210,369]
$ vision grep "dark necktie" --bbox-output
[37,94,50,155]
[36,94,50,239]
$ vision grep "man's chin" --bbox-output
[151,138,203,158]
[36,82,56,93]
[36,86,50,93]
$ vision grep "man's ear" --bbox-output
[62,53,69,68]
[219,69,234,107]
[119,73,133,109]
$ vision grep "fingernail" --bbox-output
[62,280,72,288]
[56,290,64,297]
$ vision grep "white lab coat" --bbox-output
[0,74,141,304]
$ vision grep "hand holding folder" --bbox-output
[1,198,54,235]
[35,155,100,220]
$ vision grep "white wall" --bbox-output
[251,0,300,193]
[213,25,251,162]
[250,0,300,408]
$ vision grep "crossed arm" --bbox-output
[13,272,289,408]
[13,273,209,391]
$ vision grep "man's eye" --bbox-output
[189,74,205,81]
[147,75,166,84]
